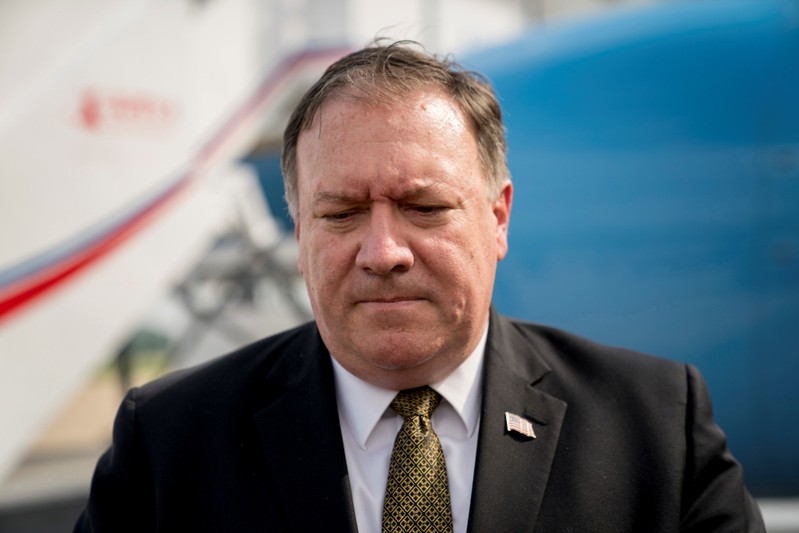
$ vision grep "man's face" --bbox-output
[294,90,512,390]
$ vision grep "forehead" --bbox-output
[309,89,467,138]
[292,89,488,210]
[296,91,474,170]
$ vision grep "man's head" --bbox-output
[284,41,512,390]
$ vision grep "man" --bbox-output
[75,41,764,532]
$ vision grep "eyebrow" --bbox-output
[311,191,366,206]
[311,183,448,206]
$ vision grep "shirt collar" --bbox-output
[332,325,487,450]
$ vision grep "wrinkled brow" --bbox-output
[311,183,449,206]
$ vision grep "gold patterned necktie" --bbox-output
[382,386,454,533]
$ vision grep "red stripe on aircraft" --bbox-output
[0,178,189,322]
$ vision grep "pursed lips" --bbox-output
[355,296,426,306]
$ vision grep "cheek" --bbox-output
[420,237,473,285]
[434,222,492,265]
[443,224,499,287]
[303,237,350,288]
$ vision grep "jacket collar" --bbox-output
[467,309,568,532]
[252,324,358,533]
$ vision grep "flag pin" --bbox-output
[505,411,536,439]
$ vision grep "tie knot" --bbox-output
[390,386,441,420]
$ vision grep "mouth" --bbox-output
[356,297,426,307]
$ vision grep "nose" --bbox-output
[355,208,414,275]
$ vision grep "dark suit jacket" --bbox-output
[75,309,764,532]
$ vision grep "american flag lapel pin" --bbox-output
[505,411,536,439]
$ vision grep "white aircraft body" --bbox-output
[0,0,344,485]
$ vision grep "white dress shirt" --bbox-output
[331,327,487,533]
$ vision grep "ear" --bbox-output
[493,182,513,261]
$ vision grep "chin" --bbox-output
[362,337,442,371]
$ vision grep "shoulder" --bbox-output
[494,313,690,400]
[491,313,763,530]
[129,320,323,415]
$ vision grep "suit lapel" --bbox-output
[467,311,568,533]
[252,327,358,533]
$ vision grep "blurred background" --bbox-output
[1,0,797,531]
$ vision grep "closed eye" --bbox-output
[326,211,355,220]
[409,205,447,214]
[319,208,367,230]
[404,204,453,227]
[415,206,440,213]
